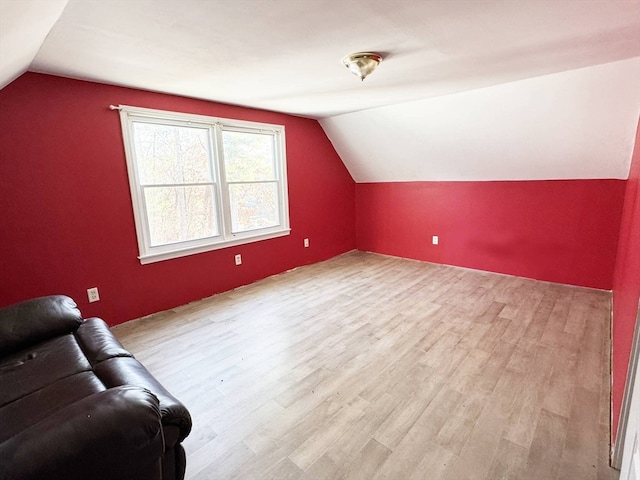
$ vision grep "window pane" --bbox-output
[229,182,279,233]
[144,186,218,246]
[133,122,212,185]
[222,130,275,182]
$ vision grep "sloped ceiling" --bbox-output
[0,0,67,88]
[321,58,640,181]
[1,0,639,181]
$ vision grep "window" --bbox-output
[118,105,290,264]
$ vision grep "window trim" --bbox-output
[118,105,290,264]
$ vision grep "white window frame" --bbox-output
[118,105,290,264]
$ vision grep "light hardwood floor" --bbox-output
[113,251,619,480]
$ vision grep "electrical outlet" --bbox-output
[432,235,439,245]
[234,254,242,265]
[87,287,100,303]
[304,238,309,248]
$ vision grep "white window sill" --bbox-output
[138,228,291,264]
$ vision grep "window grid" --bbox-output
[118,105,290,264]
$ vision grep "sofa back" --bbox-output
[0,295,82,357]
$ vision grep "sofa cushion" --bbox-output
[0,334,92,407]
[0,295,82,356]
[0,371,105,443]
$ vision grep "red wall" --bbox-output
[356,180,625,289]
[0,73,356,325]
[612,118,640,442]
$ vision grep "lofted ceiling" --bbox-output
[1,0,639,181]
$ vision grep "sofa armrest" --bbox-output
[74,318,192,445]
[95,357,192,444]
[0,295,82,356]
[0,386,164,480]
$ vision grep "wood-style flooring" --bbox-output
[113,251,619,480]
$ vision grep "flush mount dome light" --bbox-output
[342,52,382,81]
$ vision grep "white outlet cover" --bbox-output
[87,287,100,303]
[304,238,309,247]
[235,254,242,265]
[432,236,439,245]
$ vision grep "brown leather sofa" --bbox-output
[0,295,192,480]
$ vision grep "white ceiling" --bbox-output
[1,0,639,180]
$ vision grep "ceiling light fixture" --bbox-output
[342,52,382,81]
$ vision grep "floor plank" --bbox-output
[113,251,619,480]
